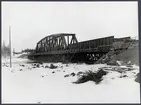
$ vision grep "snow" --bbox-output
[2,56,140,104]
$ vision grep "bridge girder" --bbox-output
[36,33,78,53]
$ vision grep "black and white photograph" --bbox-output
[1,1,140,103]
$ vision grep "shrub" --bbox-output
[36,64,40,68]
[52,71,55,73]
[73,69,107,84]
[64,74,70,77]
[45,65,49,68]
[49,64,57,69]
[70,72,75,76]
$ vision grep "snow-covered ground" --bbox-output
[2,56,140,104]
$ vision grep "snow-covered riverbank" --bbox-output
[2,57,140,103]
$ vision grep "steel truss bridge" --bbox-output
[28,33,131,63]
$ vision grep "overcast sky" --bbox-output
[2,1,138,52]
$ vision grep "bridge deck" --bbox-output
[31,45,112,56]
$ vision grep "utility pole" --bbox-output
[13,48,15,56]
[9,26,12,68]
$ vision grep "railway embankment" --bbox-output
[96,39,139,66]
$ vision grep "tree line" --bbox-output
[1,41,10,58]
[2,40,35,58]
[21,48,35,53]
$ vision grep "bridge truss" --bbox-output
[29,33,116,63]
